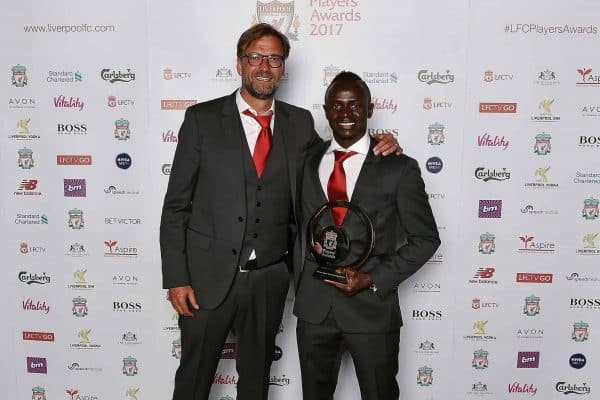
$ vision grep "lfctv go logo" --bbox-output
[516,273,553,283]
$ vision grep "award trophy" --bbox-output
[307,200,375,284]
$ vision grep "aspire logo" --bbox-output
[518,235,556,253]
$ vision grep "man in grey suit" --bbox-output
[294,71,440,400]
[160,25,399,399]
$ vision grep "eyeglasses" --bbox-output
[241,52,284,68]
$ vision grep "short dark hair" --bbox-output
[237,23,290,59]
[325,71,371,104]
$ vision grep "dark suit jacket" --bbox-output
[160,91,318,309]
[294,138,440,333]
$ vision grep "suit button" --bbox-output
[256,201,262,207]
[255,218,260,223]
[232,249,238,255]
[253,233,258,238]
[238,216,244,222]
[257,185,263,191]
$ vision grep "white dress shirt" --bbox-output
[318,133,370,199]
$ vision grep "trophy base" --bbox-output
[313,267,348,284]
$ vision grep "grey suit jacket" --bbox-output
[294,138,440,332]
[160,91,318,309]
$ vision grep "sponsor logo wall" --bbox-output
[2,1,597,399]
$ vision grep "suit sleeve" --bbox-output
[291,109,321,280]
[159,107,203,288]
[362,158,440,296]
[309,127,322,147]
[293,109,321,226]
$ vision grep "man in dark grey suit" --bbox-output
[294,72,440,400]
[160,25,400,399]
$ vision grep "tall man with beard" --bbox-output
[160,25,400,399]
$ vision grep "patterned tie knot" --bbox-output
[333,150,357,163]
[243,109,272,128]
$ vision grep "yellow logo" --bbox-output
[473,320,488,335]
[535,166,550,183]
[539,98,554,115]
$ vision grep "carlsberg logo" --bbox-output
[100,69,135,83]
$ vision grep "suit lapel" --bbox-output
[350,137,380,203]
[300,140,329,265]
[220,92,247,200]
[274,101,298,217]
[309,141,330,202]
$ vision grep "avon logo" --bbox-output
[53,95,84,111]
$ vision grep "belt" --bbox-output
[238,257,285,272]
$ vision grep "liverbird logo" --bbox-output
[535,166,550,183]
[78,329,91,343]
[519,235,534,249]
[253,1,300,41]
[17,118,30,133]
[578,68,592,81]
[74,269,87,283]
[538,99,554,115]
[473,320,488,335]
[66,389,79,400]
[584,233,598,249]
[126,387,140,400]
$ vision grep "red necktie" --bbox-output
[243,109,273,178]
[327,150,357,226]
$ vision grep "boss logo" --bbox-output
[57,123,87,133]
[412,310,443,319]
[112,301,142,312]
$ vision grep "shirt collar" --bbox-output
[326,133,370,156]
[235,89,275,116]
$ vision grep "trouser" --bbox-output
[296,313,400,400]
[173,261,289,400]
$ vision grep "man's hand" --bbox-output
[324,267,374,295]
[167,285,199,317]
[371,133,403,156]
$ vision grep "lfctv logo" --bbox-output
[23,331,55,341]
[516,273,553,283]
[479,102,517,113]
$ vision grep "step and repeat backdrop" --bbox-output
[2,0,600,399]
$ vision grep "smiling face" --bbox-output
[324,79,374,148]
[236,35,285,101]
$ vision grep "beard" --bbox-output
[242,74,281,100]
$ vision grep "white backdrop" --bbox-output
[2,0,600,399]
